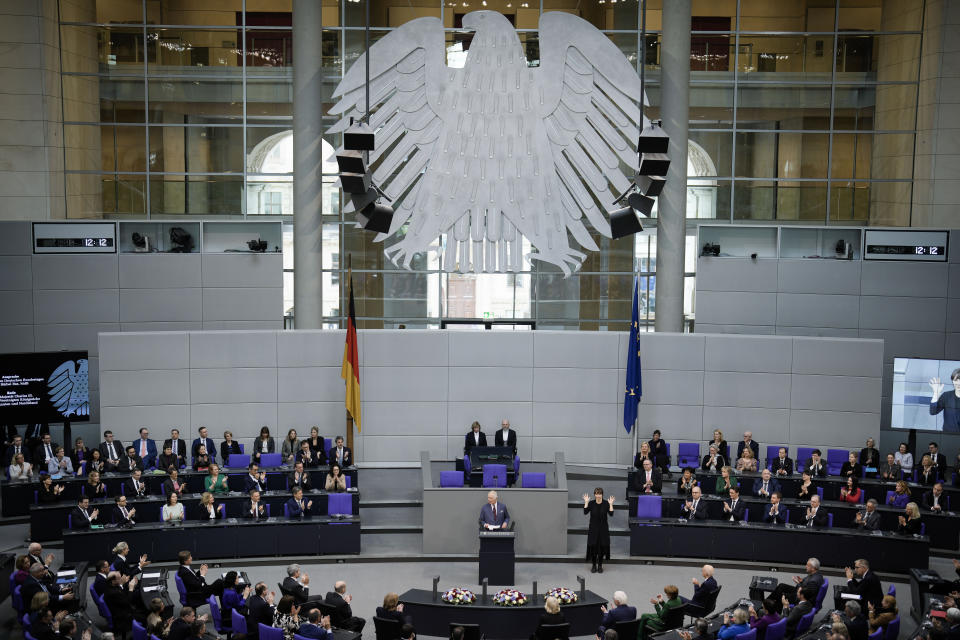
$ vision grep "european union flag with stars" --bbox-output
[623,277,642,433]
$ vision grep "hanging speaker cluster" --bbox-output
[609,121,671,239]
[336,120,393,234]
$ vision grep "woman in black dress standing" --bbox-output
[583,487,615,574]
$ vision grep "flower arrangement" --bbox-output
[546,587,578,604]
[441,588,476,604]
[493,589,527,606]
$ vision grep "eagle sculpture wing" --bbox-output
[47,359,90,418]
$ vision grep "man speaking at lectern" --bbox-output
[479,491,510,530]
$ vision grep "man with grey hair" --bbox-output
[597,591,636,638]
[282,563,323,611]
[773,557,823,604]
[854,499,881,531]
[479,490,510,530]
[23,562,76,612]
[832,600,868,640]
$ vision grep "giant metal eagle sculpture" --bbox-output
[47,358,90,418]
[331,10,648,275]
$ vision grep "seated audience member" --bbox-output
[737,432,760,461]
[177,551,224,608]
[305,427,328,465]
[298,609,334,640]
[23,564,73,613]
[853,499,880,531]
[103,571,137,636]
[839,477,862,503]
[283,564,325,611]
[639,584,683,640]
[376,591,412,625]
[715,466,738,494]
[163,466,185,497]
[147,597,173,638]
[763,492,787,525]
[677,467,698,498]
[753,469,780,499]
[648,430,669,473]
[897,501,922,535]
[895,443,913,474]
[878,454,901,481]
[927,442,947,478]
[68,437,89,471]
[5,434,28,467]
[246,582,276,639]
[701,445,725,472]
[804,450,827,477]
[748,598,782,640]
[797,471,817,500]
[736,448,758,473]
[535,595,565,638]
[634,441,654,471]
[845,559,883,609]
[245,463,267,493]
[722,487,746,522]
[274,595,303,640]
[829,623,850,640]
[771,447,793,476]
[682,486,709,520]
[887,480,911,508]
[708,430,729,461]
[783,588,816,640]
[28,607,57,640]
[221,431,242,464]
[34,434,58,469]
[840,452,862,478]
[13,555,32,586]
[162,492,185,522]
[37,474,64,503]
[325,580,366,632]
[288,461,313,491]
[597,590,636,637]
[204,463,230,494]
[859,438,880,471]
[47,447,74,477]
[772,558,824,606]
[221,571,251,626]
[192,445,212,472]
[832,601,868,640]
[164,428,187,467]
[117,446,144,474]
[86,448,106,475]
[113,495,137,525]
[157,444,179,472]
[718,608,751,640]
[464,421,487,455]
[678,618,713,640]
[297,440,320,468]
[867,596,898,633]
[112,541,149,577]
[199,492,223,520]
[253,426,275,465]
[325,463,348,492]
[804,495,828,528]
[244,490,268,519]
[125,468,149,498]
[168,606,204,640]
[8,453,34,480]
[287,487,313,518]
[918,454,939,486]
[633,458,662,494]
[923,482,946,512]
[282,429,300,464]
[133,428,157,468]
[192,427,216,464]
[683,565,718,608]
[70,496,100,529]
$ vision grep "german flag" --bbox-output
[341,268,361,430]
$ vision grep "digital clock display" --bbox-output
[865,245,944,256]
[863,230,949,262]
[33,222,117,254]
[36,238,114,248]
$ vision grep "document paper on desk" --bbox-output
[142,572,161,579]
[57,570,77,578]
[142,585,161,592]
[840,593,862,600]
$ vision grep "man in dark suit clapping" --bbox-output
[682,486,709,520]
[246,583,275,640]
[771,447,793,476]
[597,590,637,637]
[764,492,787,524]
[325,581,366,632]
[722,487,746,522]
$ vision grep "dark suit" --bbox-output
[118,454,144,473]
[221,441,242,463]
[598,603,637,635]
[113,504,136,525]
[840,613,869,640]
[103,584,135,633]
[328,445,352,467]
[683,499,709,520]
[297,622,333,639]
[163,438,188,464]
[846,571,883,608]
[923,490,947,511]
[770,456,793,475]
[34,442,59,467]
[479,502,510,528]
[464,430,487,454]
[854,509,880,531]
[70,506,99,529]
[805,506,828,528]
[243,499,268,519]
[246,595,274,639]
[859,448,880,468]
[244,474,266,493]
[5,443,29,465]
[690,576,718,609]
[286,497,310,518]
[723,498,746,522]
[325,590,365,632]
[168,618,193,640]
[840,462,863,478]
[113,553,141,577]
[634,468,663,493]
[763,503,787,524]
[752,478,781,498]
[177,565,216,608]
[132,439,158,467]
[29,618,59,640]
[929,452,948,478]
[93,572,109,596]
[158,453,180,471]
[288,471,313,491]
[21,575,62,611]
[99,440,124,467]
[124,477,149,497]
[281,576,311,604]
[192,437,216,460]
[784,600,813,639]
[737,440,760,460]
[804,460,827,477]
[494,429,517,454]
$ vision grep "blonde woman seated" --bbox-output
[162,492,184,522]
[8,453,31,480]
[325,463,347,492]
[736,448,758,473]
[199,492,223,520]
[897,502,922,535]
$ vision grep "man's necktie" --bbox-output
[45,445,52,460]
[493,504,497,520]
[140,441,146,456]
[763,483,768,493]
[108,443,115,458]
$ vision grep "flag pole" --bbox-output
[345,253,355,459]
[632,275,639,461]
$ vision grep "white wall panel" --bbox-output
[365,366,449,402]
[100,404,191,441]
[533,332,619,368]
[695,291,777,325]
[118,254,202,289]
[532,368,617,404]
[190,403,278,435]
[858,329,945,361]
[201,321,282,330]
[98,332,189,370]
[777,260,861,295]
[705,335,793,373]
[0,290,33,324]
[277,330,346,368]
[789,410,880,448]
[363,330,448,367]
[634,403,704,440]
[859,297,947,332]
[696,323,777,335]
[636,369,705,405]
[531,436,617,464]
[450,366,533,402]
[703,371,791,408]
[790,375,881,413]
[276,367,344,402]
[99,369,189,407]
[276,402,345,432]
[776,326,860,338]
[0,324,33,352]
[201,254,283,288]
[702,406,791,443]
[190,368,278,404]
[792,337,884,377]
[32,255,118,290]
[860,261,949,297]
[695,259,779,292]
[450,331,533,367]
[362,402,447,436]
[446,402,533,436]
[202,288,282,322]
[0,221,32,255]
[362,436,446,462]
[190,331,277,369]
[776,293,861,329]
[638,333,705,371]
[120,322,203,332]
[120,288,202,323]
[34,289,119,324]
[0,255,31,289]
[35,323,119,354]
[530,402,618,437]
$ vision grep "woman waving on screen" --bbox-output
[929,369,960,433]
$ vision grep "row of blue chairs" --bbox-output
[439,469,546,488]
